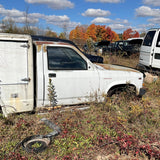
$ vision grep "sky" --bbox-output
[0,0,160,35]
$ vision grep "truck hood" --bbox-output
[95,63,140,73]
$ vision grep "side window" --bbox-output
[156,32,160,47]
[143,31,156,46]
[47,46,87,70]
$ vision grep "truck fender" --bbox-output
[105,81,136,97]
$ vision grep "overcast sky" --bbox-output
[0,0,160,34]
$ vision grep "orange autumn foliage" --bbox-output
[69,25,87,41]
[95,25,106,42]
[112,31,120,42]
[102,27,114,41]
[122,28,140,40]
[86,24,97,41]
[69,24,121,43]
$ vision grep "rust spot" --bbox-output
[34,41,76,53]
[35,41,55,45]
[58,42,73,46]
[96,64,139,72]
[34,41,71,46]
[34,41,55,52]
[37,44,42,52]
[43,45,46,52]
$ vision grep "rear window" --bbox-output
[143,31,156,46]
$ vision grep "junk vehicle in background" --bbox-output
[83,40,110,55]
[110,40,124,54]
[122,38,143,56]
[109,38,143,56]
[137,28,160,74]
[0,33,145,116]
[83,39,143,56]
[94,40,110,55]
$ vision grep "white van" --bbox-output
[0,33,145,116]
[138,28,160,72]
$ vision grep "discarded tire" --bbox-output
[20,118,61,153]
[21,135,51,153]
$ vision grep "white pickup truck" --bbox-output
[0,33,145,116]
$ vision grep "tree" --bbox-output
[118,33,123,40]
[122,28,140,40]
[47,79,57,107]
[23,6,31,34]
[140,32,146,38]
[45,28,57,37]
[62,24,68,39]
[96,25,106,42]
[69,25,88,48]
[69,25,87,41]
[102,27,114,41]
[59,32,66,39]
[112,31,120,42]
[69,24,120,44]
[86,24,97,42]
[21,26,37,35]
[1,18,37,35]
[1,18,19,33]
[86,38,95,53]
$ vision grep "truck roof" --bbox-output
[31,35,104,63]
[31,35,76,46]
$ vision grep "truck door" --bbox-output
[139,30,156,67]
[42,45,100,106]
[151,30,160,69]
[0,39,34,116]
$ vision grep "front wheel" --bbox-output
[107,85,136,100]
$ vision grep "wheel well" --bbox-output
[107,84,136,97]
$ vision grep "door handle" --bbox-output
[49,73,56,77]
[21,78,31,82]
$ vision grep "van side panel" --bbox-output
[139,30,157,67]
[151,30,160,69]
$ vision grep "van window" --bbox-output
[143,31,156,46]
[47,47,87,70]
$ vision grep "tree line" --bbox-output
[0,18,140,44]
[69,24,140,42]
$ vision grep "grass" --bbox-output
[0,54,160,160]
[104,53,140,68]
